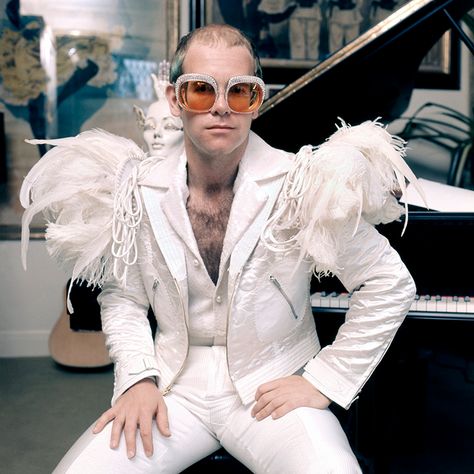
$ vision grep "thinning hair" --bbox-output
[169,24,263,82]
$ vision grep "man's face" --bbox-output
[167,41,258,160]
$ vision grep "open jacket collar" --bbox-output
[138,131,293,286]
[139,131,292,189]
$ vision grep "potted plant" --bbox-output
[397,101,474,188]
[397,11,474,189]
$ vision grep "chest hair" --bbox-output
[187,188,234,285]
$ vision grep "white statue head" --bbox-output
[134,60,183,157]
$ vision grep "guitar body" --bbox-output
[48,282,112,369]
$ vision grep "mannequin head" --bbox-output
[134,61,183,157]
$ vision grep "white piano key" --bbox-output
[310,292,474,315]
[320,296,330,308]
[339,293,350,309]
[456,296,469,313]
[446,297,458,313]
[426,299,438,312]
[416,296,428,312]
[436,296,448,313]
[329,292,340,308]
[466,297,474,313]
[310,292,321,307]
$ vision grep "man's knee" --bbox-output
[320,451,362,474]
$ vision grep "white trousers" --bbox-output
[54,346,362,473]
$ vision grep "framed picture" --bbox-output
[416,30,461,89]
[202,0,461,88]
[0,0,180,238]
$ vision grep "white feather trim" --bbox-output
[262,119,426,277]
[20,129,150,311]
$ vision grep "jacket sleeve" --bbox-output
[98,262,160,406]
[302,217,416,409]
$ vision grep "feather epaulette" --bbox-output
[262,119,426,276]
[20,129,152,310]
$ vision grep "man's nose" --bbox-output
[210,91,230,116]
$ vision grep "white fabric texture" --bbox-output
[20,121,420,472]
[54,347,361,473]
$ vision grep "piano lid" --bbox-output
[252,0,474,152]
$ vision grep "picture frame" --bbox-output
[202,0,461,89]
[0,0,180,238]
[416,30,461,89]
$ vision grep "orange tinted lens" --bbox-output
[227,82,263,112]
[179,80,216,111]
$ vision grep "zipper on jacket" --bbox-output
[269,275,298,319]
[152,278,159,308]
[161,278,189,396]
[225,271,242,378]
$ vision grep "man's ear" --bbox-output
[166,84,181,117]
[251,110,259,120]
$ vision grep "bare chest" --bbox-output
[186,190,234,284]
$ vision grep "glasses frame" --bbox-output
[174,73,266,114]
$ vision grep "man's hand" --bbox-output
[251,375,331,421]
[92,378,170,459]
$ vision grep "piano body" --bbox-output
[250,0,474,472]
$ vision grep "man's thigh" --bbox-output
[53,397,220,474]
[220,405,362,474]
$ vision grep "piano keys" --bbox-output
[311,211,474,321]
[311,291,474,320]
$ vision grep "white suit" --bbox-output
[21,121,418,473]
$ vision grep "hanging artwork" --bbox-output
[0,0,179,236]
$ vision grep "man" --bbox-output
[22,24,417,473]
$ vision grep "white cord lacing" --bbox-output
[111,155,156,285]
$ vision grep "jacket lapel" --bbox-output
[139,132,293,289]
[225,132,293,281]
[139,154,192,284]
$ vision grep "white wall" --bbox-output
[0,240,68,357]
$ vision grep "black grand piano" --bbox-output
[186,0,474,472]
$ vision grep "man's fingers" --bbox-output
[252,388,285,417]
[156,397,171,437]
[252,376,332,422]
[253,394,287,421]
[138,417,154,458]
[124,420,138,459]
[110,416,125,450]
[93,409,115,434]
[251,391,272,417]
[254,379,280,400]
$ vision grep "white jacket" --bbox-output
[20,123,418,409]
[100,129,415,409]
